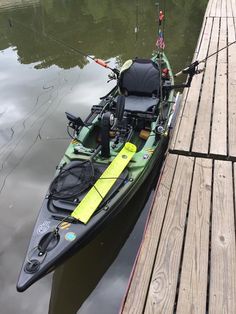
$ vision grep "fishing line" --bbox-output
[135,0,139,38]
[199,40,236,64]
[7,17,118,73]
[8,18,91,59]
[155,3,164,117]
[175,40,236,77]
[163,0,166,42]
[134,0,139,56]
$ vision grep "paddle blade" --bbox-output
[71,143,137,224]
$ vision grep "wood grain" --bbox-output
[215,0,222,17]
[206,0,214,17]
[144,156,194,314]
[226,0,233,17]
[209,160,236,313]
[170,15,210,152]
[222,0,227,16]
[210,0,217,16]
[210,18,227,156]
[121,154,178,314]
[228,18,236,158]
[232,0,236,17]
[192,18,219,155]
[176,158,212,314]
[172,18,213,153]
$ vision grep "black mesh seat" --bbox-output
[118,59,160,113]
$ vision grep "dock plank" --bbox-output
[171,18,213,153]
[232,0,236,17]
[195,15,208,57]
[210,0,230,17]
[215,0,222,17]
[121,154,178,314]
[210,18,227,157]
[228,18,236,158]
[170,16,209,153]
[210,0,217,16]
[176,158,212,314]
[222,0,227,17]
[226,0,233,17]
[192,18,219,155]
[144,156,194,314]
[206,0,214,17]
[209,160,236,313]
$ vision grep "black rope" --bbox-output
[93,185,104,199]
[97,176,127,181]
[55,215,72,230]
[90,175,127,200]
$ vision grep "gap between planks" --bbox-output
[121,156,236,314]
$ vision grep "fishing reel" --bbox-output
[107,72,117,83]
[175,60,204,78]
[182,61,204,87]
[168,61,205,90]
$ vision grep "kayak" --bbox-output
[16,52,177,292]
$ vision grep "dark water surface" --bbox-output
[0,1,207,313]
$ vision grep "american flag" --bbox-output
[156,30,165,49]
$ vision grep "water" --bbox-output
[0,1,207,313]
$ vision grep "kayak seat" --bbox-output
[123,95,159,113]
[118,58,160,113]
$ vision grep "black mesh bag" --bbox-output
[49,160,102,201]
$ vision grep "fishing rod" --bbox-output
[174,40,236,87]
[156,4,162,101]
[155,6,165,121]
[8,17,119,76]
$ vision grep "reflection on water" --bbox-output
[0,0,207,71]
[0,0,207,313]
[49,178,156,314]
[0,0,39,11]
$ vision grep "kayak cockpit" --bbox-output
[71,55,173,154]
[49,55,173,220]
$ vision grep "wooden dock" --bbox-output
[120,0,236,313]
